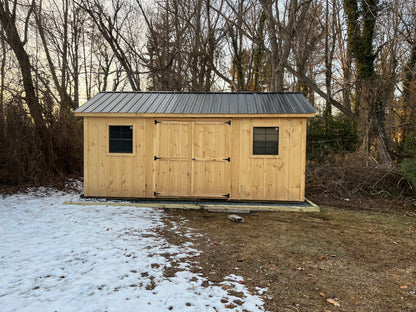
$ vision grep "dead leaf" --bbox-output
[327,298,340,307]
[400,285,408,289]
[320,292,327,298]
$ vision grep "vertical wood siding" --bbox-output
[83,116,307,201]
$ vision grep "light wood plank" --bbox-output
[134,119,146,197]
[230,119,240,199]
[277,119,290,200]
[144,118,154,197]
[289,118,303,201]
[299,118,307,201]
[239,119,252,198]
[265,158,277,199]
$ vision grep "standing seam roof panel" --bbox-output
[90,93,112,112]
[82,93,106,113]
[116,93,134,113]
[139,93,156,113]
[123,93,143,113]
[104,93,124,112]
[74,92,316,115]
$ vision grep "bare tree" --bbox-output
[33,0,79,110]
[0,26,6,131]
[259,0,312,91]
[323,0,337,117]
[79,0,142,91]
[0,0,45,131]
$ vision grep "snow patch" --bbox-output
[0,186,266,311]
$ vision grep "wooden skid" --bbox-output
[64,198,319,213]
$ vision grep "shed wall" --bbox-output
[83,116,307,201]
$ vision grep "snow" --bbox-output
[0,185,267,312]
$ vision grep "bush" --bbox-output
[307,115,359,162]
[0,100,83,185]
[400,128,416,158]
[306,153,415,199]
[400,158,416,192]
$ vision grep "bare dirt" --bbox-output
[158,198,416,312]
[2,163,415,311]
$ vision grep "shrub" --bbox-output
[307,115,359,162]
[400,158,416,192]
[0,99,83,185]
[400,128,416,158]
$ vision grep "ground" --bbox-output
[160,204,416,311]
[1,182,415,311]
[0,183,265,312]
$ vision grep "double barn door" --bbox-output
[154,120,231,198]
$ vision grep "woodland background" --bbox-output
[0,0,415,198]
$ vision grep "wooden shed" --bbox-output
[74,92,315,202]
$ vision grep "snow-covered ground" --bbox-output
[0,184,266,312]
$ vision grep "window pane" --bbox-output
[253,127,279,155]
[109,125,133,153]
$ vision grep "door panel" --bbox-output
[155,121,190,196]
[191,122,231,197]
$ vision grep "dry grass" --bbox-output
[306,154,414,201]
[159,206,416,311]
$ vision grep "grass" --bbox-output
[158,206,416,311]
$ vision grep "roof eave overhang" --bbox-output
[73,112,316,118]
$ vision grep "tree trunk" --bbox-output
[357,78,392,165]
[0,1,45,133]
[0,27,5,132]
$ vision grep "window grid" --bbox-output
[253,127,279,155]
[109,125,133,153]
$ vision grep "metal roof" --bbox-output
[74,92,316,115]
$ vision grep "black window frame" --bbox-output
[253,127,279,155]
[109,125,133,154]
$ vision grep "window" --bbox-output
[253,127,279,155]
[109,125,133,153]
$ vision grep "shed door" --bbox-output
[191,121,231,197]
[154,121,191,196]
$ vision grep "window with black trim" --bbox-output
[253,127,279,155]
[109,125,133,153]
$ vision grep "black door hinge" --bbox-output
[154,156,162,161]
[223,193,230,198]
[224,120,231,125]
[223,157,231,162]
[154,191,160,196]
[155,120,162,124]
